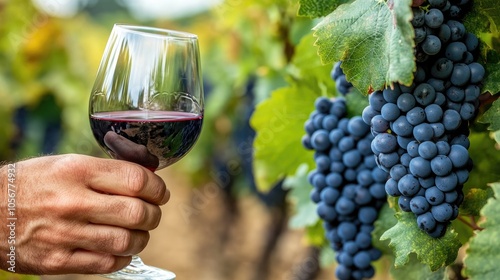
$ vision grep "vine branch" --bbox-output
[458,215,484,231]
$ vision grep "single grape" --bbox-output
[469,62,485,84]
[413,83,436,106]
[422,35,442,55]
[398,174,420,197]
[425,186,446,206]
[410,195,431,215]
[372,133,398,153]
[431,155,453,176]
[397,93,416,113]
[380,103,401,122]
[406,107,426,125]
[425,9,444,28]
[417,212,437,232]
[445,41,467,62]
[431,203,454,223]
[450,63,471,86]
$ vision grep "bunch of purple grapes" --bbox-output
[331,61,353,96]
[362,0,482,237]
[302,97,387,280]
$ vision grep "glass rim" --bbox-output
[114,24,198,40]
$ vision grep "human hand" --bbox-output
[0,154,169,275]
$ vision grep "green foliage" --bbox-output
[390,254,448,280]
[312,0,415,93]
[464,183,500,279]
[479,99,500,130]
[297,0,349,18]
[0,271,38,280]
[380,211,461,272]
[250,85,318,191]
[461,187,494,216]
[250,34,334,192]
[283,164,320,229]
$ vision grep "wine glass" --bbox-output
[88,24,204,279]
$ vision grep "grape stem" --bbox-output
[458,215,484,231]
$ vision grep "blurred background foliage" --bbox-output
[0,0,331,279]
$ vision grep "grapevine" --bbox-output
[248,0,500,279]
[361,0,481,238]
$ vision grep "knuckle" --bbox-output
[125,165,147,195]
[42,251,71,273]
[126,200,147,228]
[98,255,130,273]
[150,206,162,230]
[112,229,133,254]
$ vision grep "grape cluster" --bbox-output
[303,97,387,280]
[331,61,354,96]
[362,0,481,237]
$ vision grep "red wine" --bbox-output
[90,111,203,170]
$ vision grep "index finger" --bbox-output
[82,156,170,205]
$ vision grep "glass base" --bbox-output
[100,255,176,280]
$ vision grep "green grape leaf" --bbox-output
[345,87,369,117]
[479,99,500,131]
[251,33,334,192]
[297,0,349,18]
[284,164,320,228]
[483,63,500,95]
[380,211,461,271]
[464,182,500,279]
[250,85,318,192]
[466,131,500,194]
[475,0,500,40]
[460,187,494,217]
[390,254,447,280]
[313,0,415,93]
[494,130,500,144]
[372,203,397,255]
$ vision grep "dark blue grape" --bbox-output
[431,58,453,79]
[338,222,357,241]
[445,41,467,61]
[448,144,469,168]
[353,251,372,269]
[338,136,355,152]
[315,97,331,113]
[435,173,458,192]
[390,164,407,181]
[412,7,425,27]
[393,116,414,137]
[377,152,399,171]
[413,83,436,106]
[422,35,442,55]
[311,130,330,151]
[347,116,370,137]
[362,106,377,125]
[418,141,438,160]
[464,32,479,52]
[469,62,485,84]
[451,63,471,86]
[436,141,451,155]
[409,157,432,178]
[431,203,453,223]
[425,9,444,28]
[410,195,431,215]
[431,155,453,176]
[417,212,437,232]
[414,123,434,142]
[317,202,338,222]
[381,103,400,122]
[447,20,465,41]
[385,178,401,196]
[358,206,378,224]
[429,0,447,9]
[398,174,420,197]
[369,183,386,199]
[397,93,416,113]
[425,186,445,206]
[398,196,412,212]
[443,110,462,131]
[383,86,401,103]
[407,107,426,126]
[372,133,397,153]
[425,104,443,123]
